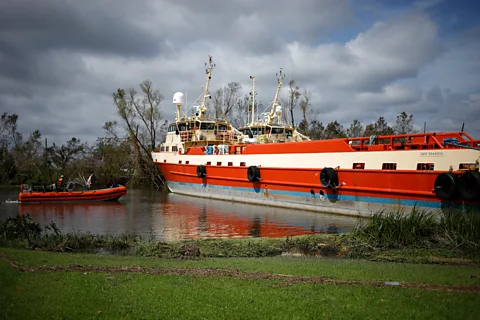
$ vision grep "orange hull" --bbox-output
[18,186,127,203]
[158,163,480,211]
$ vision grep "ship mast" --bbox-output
[249,76,256,126]
[267,68,284,125]
[197,55,215,121]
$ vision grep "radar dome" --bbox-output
[173,92,185,106]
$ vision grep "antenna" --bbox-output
[267,68,285,125]
[198,55,215,120]
[423,122,426,133]
[461,122,465,132]
[249,76,256,126]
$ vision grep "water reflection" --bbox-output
[0,189,361,241]
[154,193,359,241]
[18,202,128,236]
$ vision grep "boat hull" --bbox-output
[18,186,127,203]
[156,163,480,217]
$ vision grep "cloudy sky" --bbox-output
[1,0,479,146]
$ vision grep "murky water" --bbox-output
[0,188,360,241]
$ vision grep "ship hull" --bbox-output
[155,162,480,217]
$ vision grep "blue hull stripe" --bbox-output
[168,181,479,210]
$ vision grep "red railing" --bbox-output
[345,132,480,152]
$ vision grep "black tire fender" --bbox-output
[196,165,206,178]
[320,167,339,188]
[247,166,261,182]
[434,172,458,200]
[457,170,480,201]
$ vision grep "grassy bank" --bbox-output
[1,209,480,319]
[1,208,479,263]
[1,248,480,319]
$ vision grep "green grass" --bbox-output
[1,248,480,320]
[2,248,480,286]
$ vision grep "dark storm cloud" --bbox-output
[0,0,166,145]
[0,0,161,58]
[0,0,166,98]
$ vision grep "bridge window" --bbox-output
[172,146,178,152]
[240,162,246,167]
[459,163,475,170]
[216,162,222,166]
[200,122,215,130]
[165,146,169,152]
[160,146,164,152]
[416,163,434,170]
[271,127,284,134]
[228,162,233,166]
[186,161,189,164]
[382,163,397,170]
[178,160,182,164]
[207,161,211,165]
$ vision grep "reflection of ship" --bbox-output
[153,193,358,241]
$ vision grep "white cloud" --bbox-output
[356,84,422,106]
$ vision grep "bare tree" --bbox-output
[393,111,415,134]
[298,90,311,135]
[113,80,165,188]
[230,94,251,127]
[213,82,242,120]
[286,80,301,128]
[0,113,22,149]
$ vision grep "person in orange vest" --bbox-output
[57,175,64,191]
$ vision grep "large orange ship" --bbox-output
[152,57,480,216]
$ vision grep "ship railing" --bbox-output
[202,144,247,155]
[345,131,479,152]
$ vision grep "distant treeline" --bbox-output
[0,79,418,187]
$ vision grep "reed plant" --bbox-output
[0,214,139,252]
[352,206,480,254]
[352,207,437,248]
[439,210,480,251]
